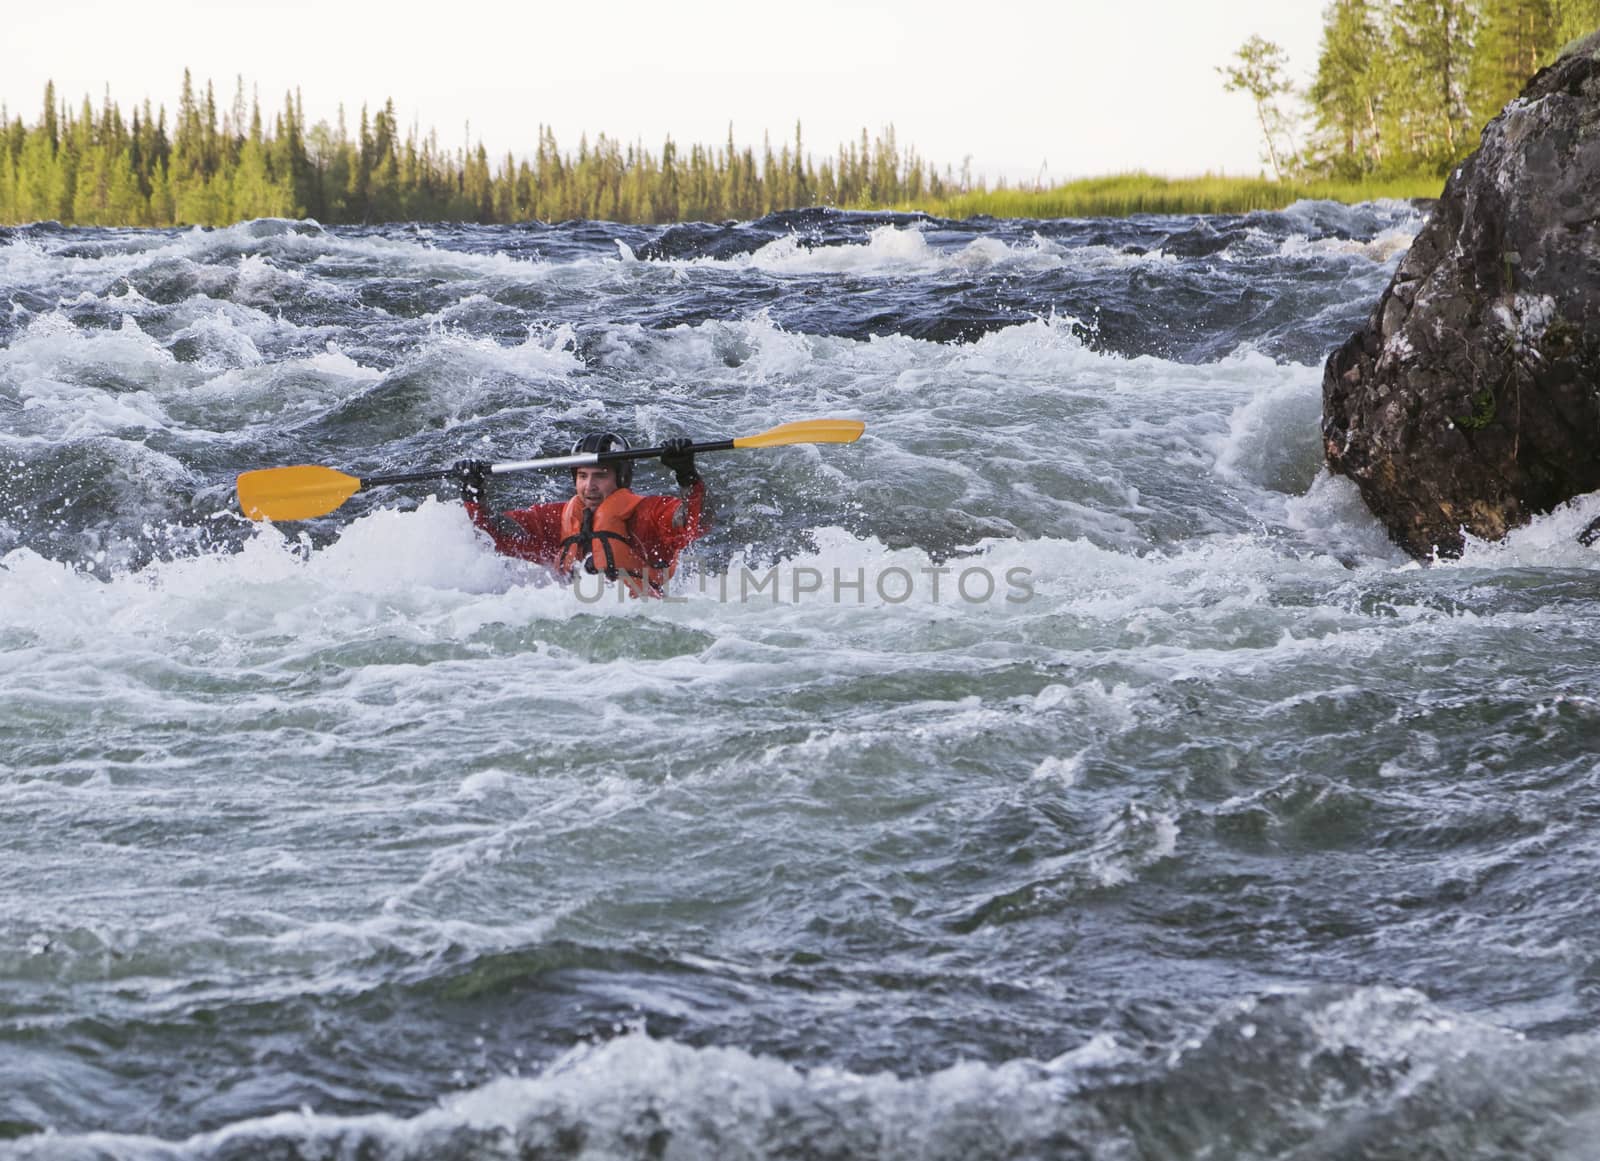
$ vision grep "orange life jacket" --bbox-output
[557,490,674,596]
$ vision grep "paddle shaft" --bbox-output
[489,439,735,476]
[355,442,728,488]
[360,467,459,487]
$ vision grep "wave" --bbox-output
[6,986,1593,1161]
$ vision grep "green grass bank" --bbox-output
[898,172,1445,219]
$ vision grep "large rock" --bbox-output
[1322,33,1600,558]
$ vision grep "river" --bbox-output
[4,205,1600,1159]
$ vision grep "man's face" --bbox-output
[574,465,620,510]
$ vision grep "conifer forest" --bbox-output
[2,0,1596,227]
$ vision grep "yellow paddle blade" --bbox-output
[732,418,865,449]
[236,465,363,521]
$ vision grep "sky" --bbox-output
[5,0,1329,185]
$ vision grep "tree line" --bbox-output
[0,72,968,227]
[1224,0,1599,181]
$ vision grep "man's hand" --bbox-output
[659,438,700,488]
[454,459,491,506]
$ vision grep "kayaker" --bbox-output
[454,433,705,596]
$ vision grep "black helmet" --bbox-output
[572,430,631,488]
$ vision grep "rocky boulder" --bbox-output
[1322,32,1600,558]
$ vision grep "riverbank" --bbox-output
[1,170,1444,231]
[897,171,1443,219]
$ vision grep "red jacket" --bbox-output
[467,480,705,591]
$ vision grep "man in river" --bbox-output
[453,433,705,597]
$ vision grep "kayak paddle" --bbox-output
[236,417,866,522]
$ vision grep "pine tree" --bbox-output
[148,105,174,224]
[791,121,808,207]
[270,91,310,218]
[1469,0,1557,128]
[659,135,679,223]
[348,104,373,220]
[70,96,107,224]
[230,98,282,220]
[172,68,205,218]
[18,122,55,221]
[858,127,871,200]
[720,124,740,218]
[106,145,146,224]
[47,97,83,220]
[1389,0,1477,170]
[1551,0,1600,45]
[42,81,59,154]
[1309,0,1388,176]
[367,100,401,221]
[227,75,248,167]
[0,119,16,222]
[463,141,492,221]
[202,79,220,177]
[136,100,166,202]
